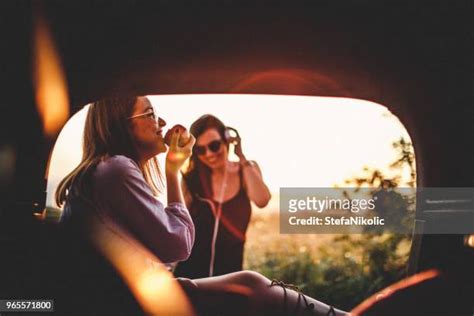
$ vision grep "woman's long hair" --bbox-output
[55,96,163,207]
[185,114,229,200]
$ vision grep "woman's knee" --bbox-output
[232,270,270,289]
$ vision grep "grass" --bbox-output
[244,207,411,310]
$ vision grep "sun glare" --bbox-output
[33,10,69,138]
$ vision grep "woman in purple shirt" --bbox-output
[56,96,346,316]
[57,96,195,263]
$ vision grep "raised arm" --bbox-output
[240,160,272,208]
[180,178,194,209]
[233,137,271,208]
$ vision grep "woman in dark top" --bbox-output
[174,114,271,278]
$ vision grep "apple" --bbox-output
[164,124,190,146]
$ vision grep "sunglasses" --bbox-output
[195,140,223,156]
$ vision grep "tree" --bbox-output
[344,137,416,189]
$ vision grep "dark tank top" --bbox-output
[174,167,252,278]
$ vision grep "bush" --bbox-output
[247,233,410,311]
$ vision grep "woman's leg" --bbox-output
[192,271,348,316]
[177,276,255,316]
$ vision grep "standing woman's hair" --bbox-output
[55,97,163,207]
[185,114,228,199]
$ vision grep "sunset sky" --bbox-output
[46,94,413,207]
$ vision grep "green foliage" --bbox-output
[248,233,410,310]
[247,137,416,310]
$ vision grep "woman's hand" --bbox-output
[232,136,246,161]
[166,128,195,174]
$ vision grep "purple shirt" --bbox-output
[62,155,195,264]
